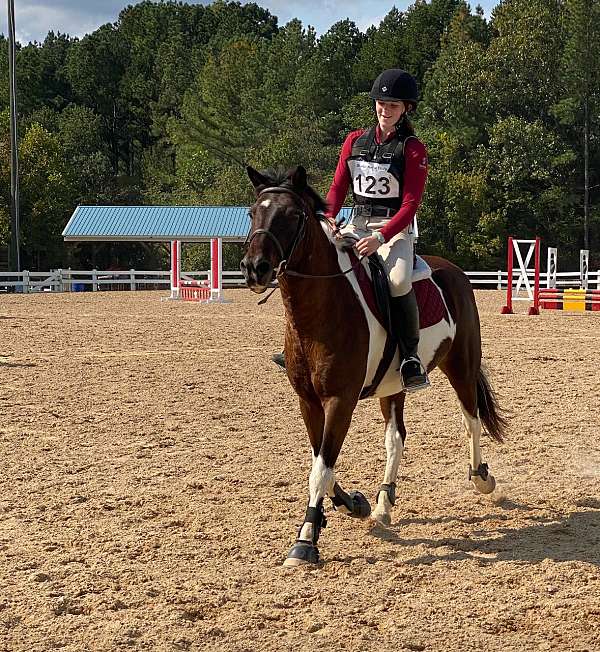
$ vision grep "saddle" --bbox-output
[340,236,446,398]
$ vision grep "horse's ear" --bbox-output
[247,166,269,190]
[288,166,307,192]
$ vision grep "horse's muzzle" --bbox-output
[240,255,274,292]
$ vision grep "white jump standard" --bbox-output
[501,236,599,314]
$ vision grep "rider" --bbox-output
[273,68,429,392]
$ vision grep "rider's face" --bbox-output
[376,100,406,132]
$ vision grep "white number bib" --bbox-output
[349,160,400,199]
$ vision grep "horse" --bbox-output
[240,165,507,567]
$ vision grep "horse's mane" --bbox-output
[259,167,328,214]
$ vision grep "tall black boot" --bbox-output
[390,290,430,392]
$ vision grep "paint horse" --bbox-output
[240,165,507,567]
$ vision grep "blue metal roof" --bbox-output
[63,205,355,243]
[63,205,250,242]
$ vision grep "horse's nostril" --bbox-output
[256,260,271,278]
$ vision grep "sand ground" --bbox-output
[0,289,598,652]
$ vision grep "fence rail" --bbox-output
[1,268,599,293]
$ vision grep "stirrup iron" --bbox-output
[400,356,430,393]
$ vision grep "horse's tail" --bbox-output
[477,366,508,443]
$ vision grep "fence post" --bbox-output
[497,270,502,290]
[92,268,98,292]
[130,269,136,291]
[56,269,64,292]
[22,270,30,293]
[64,268,71,292]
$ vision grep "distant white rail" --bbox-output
[0,269,599,293]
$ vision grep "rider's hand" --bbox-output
[355,235,382,257]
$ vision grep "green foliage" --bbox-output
[292,20,364,116]
[403,0,462,84]
[2,0,598,270]
[342,93,376,132]
[17,122,75,268]
[353,9,407,90]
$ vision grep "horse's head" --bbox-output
[240,165,311,293]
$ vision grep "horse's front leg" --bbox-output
[371,393,406,526]
[284,396,361,567]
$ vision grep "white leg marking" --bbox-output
[460,404,495,494]
[298,455,335,541]
[372,401,403,525]
[383,402,404,484]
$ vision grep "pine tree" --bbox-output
[556,0,600,250]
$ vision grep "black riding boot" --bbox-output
[390,290,430,392]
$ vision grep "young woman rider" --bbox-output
[274,69,429,392]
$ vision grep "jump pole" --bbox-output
[539,248,599,311]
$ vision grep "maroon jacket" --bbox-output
[325,126,428,242]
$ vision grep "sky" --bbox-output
[1,0,499,45]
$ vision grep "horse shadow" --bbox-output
[370,497,600,567]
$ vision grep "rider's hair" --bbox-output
[396,113,415,137]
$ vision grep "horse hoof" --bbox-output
[348,491,371,518]
[283,540,319,567]
[370,510,391,527]
[472,473,496,495]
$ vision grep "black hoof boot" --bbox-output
[348,491,372,518]
[331,484,371,519]
[283,540,320,567]
[283,500,326,567]
[271,352,286,369]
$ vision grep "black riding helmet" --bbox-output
[370,69,418,110]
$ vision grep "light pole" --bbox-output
[7,0,20,273]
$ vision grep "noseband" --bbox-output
[245,186,309,276]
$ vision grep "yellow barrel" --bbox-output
[563,288,586,311]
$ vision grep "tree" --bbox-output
[65,24,130,173]
[403,0,461,86]
[554,0,600,250]
[353,9,407,91]
[292,20,364,117]
[421,4,492,130]
[486,0,564,121]
[16,123,75,269]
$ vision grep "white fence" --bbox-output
[1,268,599,293]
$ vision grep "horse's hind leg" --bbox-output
[371,393,406,526]
[441,358,496,494]
[460,403,495,494]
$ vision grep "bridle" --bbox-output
[245,185,365,281]
[244,186,309,277]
